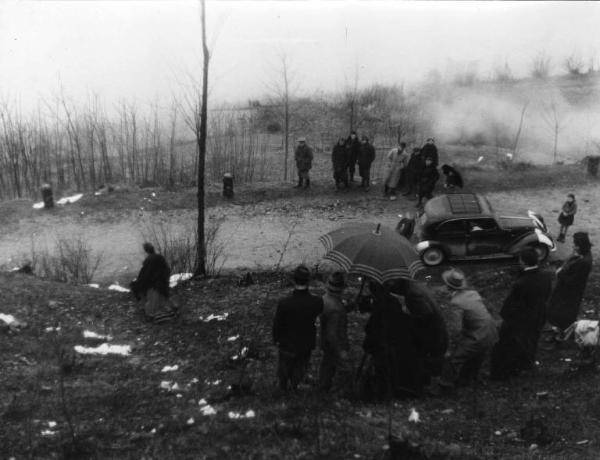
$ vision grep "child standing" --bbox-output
[557,193,577,243]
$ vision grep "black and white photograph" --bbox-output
[1,1,600,458]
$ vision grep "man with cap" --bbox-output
[432,268,498,393]
[318,272,351,392]
[358,135,376,191]
[294,137,314,189]
[490,248,554,380]
[273,265,324,391]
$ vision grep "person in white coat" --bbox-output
[384,142,409,200]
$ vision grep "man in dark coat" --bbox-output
[547,232,593,335]
[421,137,439,167]
[273,265,324,391]
[358,135,376,191]
[345,131,361,183]
[130,242,176,323]
[441,164,463,190]
[389,279,449,384]
[403,147,425,198]
[360,281,422,400]
[294,137,314,189]
[416,157,439,207]
[490,248,554,380]
[332,137,349,190]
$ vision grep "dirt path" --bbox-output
[1,184,598,283]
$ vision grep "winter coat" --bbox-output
[131,253,171,299]
[558,200,577,226]
[273,289,324,354]
[346,137,361,164]
[547,253,593,330]
[320,292,349,356]
[490,267,554,378]
[421,143,439,167]
[404,281,448,357]
[295,144,314,171]
[418,165,440,195]
[358,142,376,168]
[385,147,409,188]
[332,143,347,173]
[448,289,498,351]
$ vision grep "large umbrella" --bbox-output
[319,222,424,284]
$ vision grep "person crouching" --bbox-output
[130,242,177,324]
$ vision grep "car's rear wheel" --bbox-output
[530,243,549,262]
[422,246,445,266]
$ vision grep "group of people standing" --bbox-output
[271,230,593,398]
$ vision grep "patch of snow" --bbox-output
[45,326,61,332]
[506,153,513,160]
[32,202,44,209]
[228,410,255,419]
[159,381,180,392]
[198,398,208,406]
[200,313,229,322]
[169,273,193,288]
[186,417,195,425]
[74,343,131,356]
[83,330,112,341]
[408,408,420,423]
[477,156,484,163]
[200,405,217,416]
[87,283,100,289]
[231,347,249,361]
[48,421,57,428]
[108,284,130,293]
[0,314,16,325]
[227,335,240,342]
[41,429,57,436]
[56,193,83,205]
[161,365,179,373]
[190,378,199,384]
[205,379,221,386]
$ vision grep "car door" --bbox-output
[434,219,468,258]
[466,218,506,257]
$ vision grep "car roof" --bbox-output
[423,194,494,224]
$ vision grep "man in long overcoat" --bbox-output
[332,137,349,190]
[490,248,554,380]
[273,265,324,391]
[294,137,314,188]
[357,135,376,191]
[421,137,439,168]
[547,232,593,335]
[345,131,361,183]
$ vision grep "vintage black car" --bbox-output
[404,193,555,266]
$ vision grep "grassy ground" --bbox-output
[2,260,600,459]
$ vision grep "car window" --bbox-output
[436,220,466,235]
[468,218,498,232]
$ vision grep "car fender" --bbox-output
[416,240,445,254]
[508,229,555,254]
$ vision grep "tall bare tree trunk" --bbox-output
[195,0,209,277]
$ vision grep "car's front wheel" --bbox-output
[422,246,445,266]
[530,243,549,262]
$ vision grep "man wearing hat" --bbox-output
[490,248,553,380]
[318,272,351,392]
[421,137,439,168]
[294,137,314,189]
[273,265,324,391]
[345,131,361,183]
[434,268,498,392]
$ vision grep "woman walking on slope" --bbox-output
[557,193,577,243]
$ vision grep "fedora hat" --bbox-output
[326,271,346,293]
[442,268,467,290]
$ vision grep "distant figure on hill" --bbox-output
[345,131,361,183]
[130,243,177,324]
[384,141,409,200]
[490,248,553,380]
[416,156,439,208]
[556,193,577,243]
[358,135,376,192]
[421,137,439,168]
[332,137,349,190]
[547,232,593,340]
[294,137,314,189]
[441,164,463,191]
[272,265,324,392]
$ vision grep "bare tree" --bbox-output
[542,102,567,164]
[512,102,529,158]
[531,52,551,79]
[564,52,585,76]
[493,60,514,83]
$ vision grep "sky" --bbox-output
[1,1,600,113]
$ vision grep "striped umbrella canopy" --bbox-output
[319,222,424,284]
